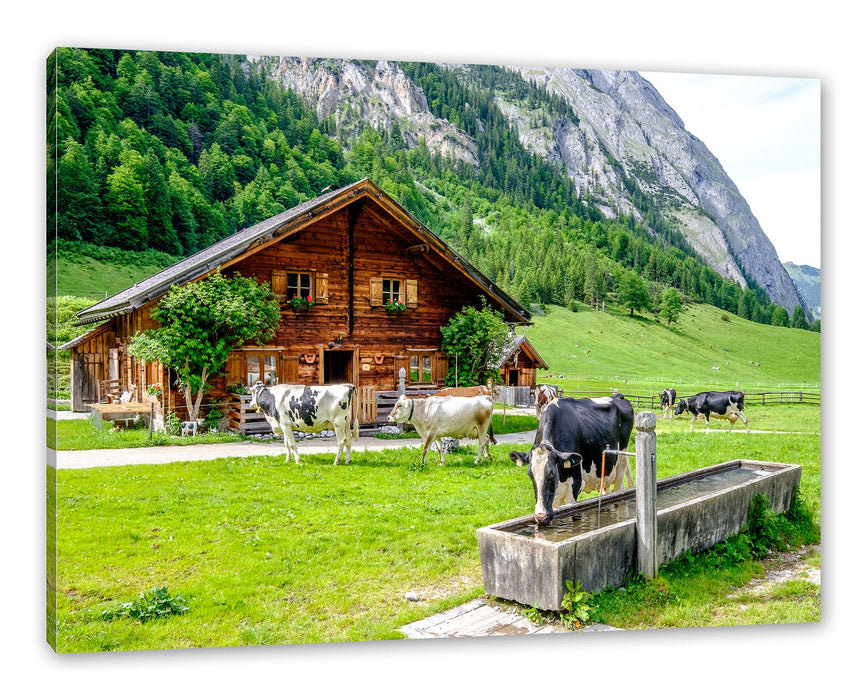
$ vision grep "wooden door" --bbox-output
[72,352,102,411]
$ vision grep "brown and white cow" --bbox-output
[249,381,360,465]
[387,393,494,465]
[534,384,558,419]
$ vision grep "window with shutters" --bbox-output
[272,270,328,304]
[370,276,418,308]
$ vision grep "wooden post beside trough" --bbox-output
[635,410,658,580]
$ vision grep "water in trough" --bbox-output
[512,467,774,542]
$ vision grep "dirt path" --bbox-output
[735,543,821,594]
[48,429,540,469]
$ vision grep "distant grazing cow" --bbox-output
[509,393,635,526]
[659,388,677,419]
[433,386,497,444]
[534,385,558,418]
[387,393,494,465]
[249,381,360,465]
[675,390,749,433]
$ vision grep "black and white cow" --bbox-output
[249,381,360,465]
[387,393,494,465]
[674,390,749,433]
[509,393,635,526]
[659,388,677,419]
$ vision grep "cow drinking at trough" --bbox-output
[509,393,635,526]
[659,388,677,419]
[674,390,748,433]
[249,381,360,465]
[387,393,494,465]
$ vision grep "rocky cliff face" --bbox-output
[259,57,809,317]
[783,262,821,319]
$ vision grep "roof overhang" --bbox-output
[73,178,532,326]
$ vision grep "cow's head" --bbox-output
[674,399,688,416]
[248,381,275,417]
[509,441,582,526]
[387,395,413,424]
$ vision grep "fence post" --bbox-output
[635,410,658,580]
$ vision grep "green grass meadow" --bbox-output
[527,302,820,395]
[50,403,821,652]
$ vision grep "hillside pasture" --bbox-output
[528,303,820,396]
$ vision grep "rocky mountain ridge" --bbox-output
[258,56,810,318]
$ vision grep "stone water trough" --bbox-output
[477,459,801,611]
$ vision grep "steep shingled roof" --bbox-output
[73,178,532,328]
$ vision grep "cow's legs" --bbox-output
[475,430,490,464]
[420,435,435,464]
[284,431,300,465]
[613,453,633,490]
[334,419,352,465]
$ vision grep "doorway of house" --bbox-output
[323,350,353,384]
[508,369,519,387]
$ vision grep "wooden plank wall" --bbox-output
[223,200,489,394]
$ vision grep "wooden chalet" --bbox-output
[62,178,547,428]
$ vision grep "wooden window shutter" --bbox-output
[405,279,418,308]
[315,272,329,304]
[370,277,383,306]
[271,270,287,301]
[226,351,245,386]
[280,353,299,384]
[436,353,449,384]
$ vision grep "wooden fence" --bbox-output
[228,393,272,434]
[561,390,821,409]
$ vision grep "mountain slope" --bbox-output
[783,262,821,319]
[263,58,808,317]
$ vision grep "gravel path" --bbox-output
[48,430,539,469]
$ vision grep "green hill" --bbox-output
[524,302,820,395]
[47,241,182,301]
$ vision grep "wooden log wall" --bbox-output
[222,199,495,395]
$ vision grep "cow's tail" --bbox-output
[351,385,360,441]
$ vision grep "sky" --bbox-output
[641,71,821,268]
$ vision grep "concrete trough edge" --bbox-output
[477,459,802,611]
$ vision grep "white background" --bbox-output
[6,2,858,697]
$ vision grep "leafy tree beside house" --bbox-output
[127,271,280,421]
[440,301,511,387]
